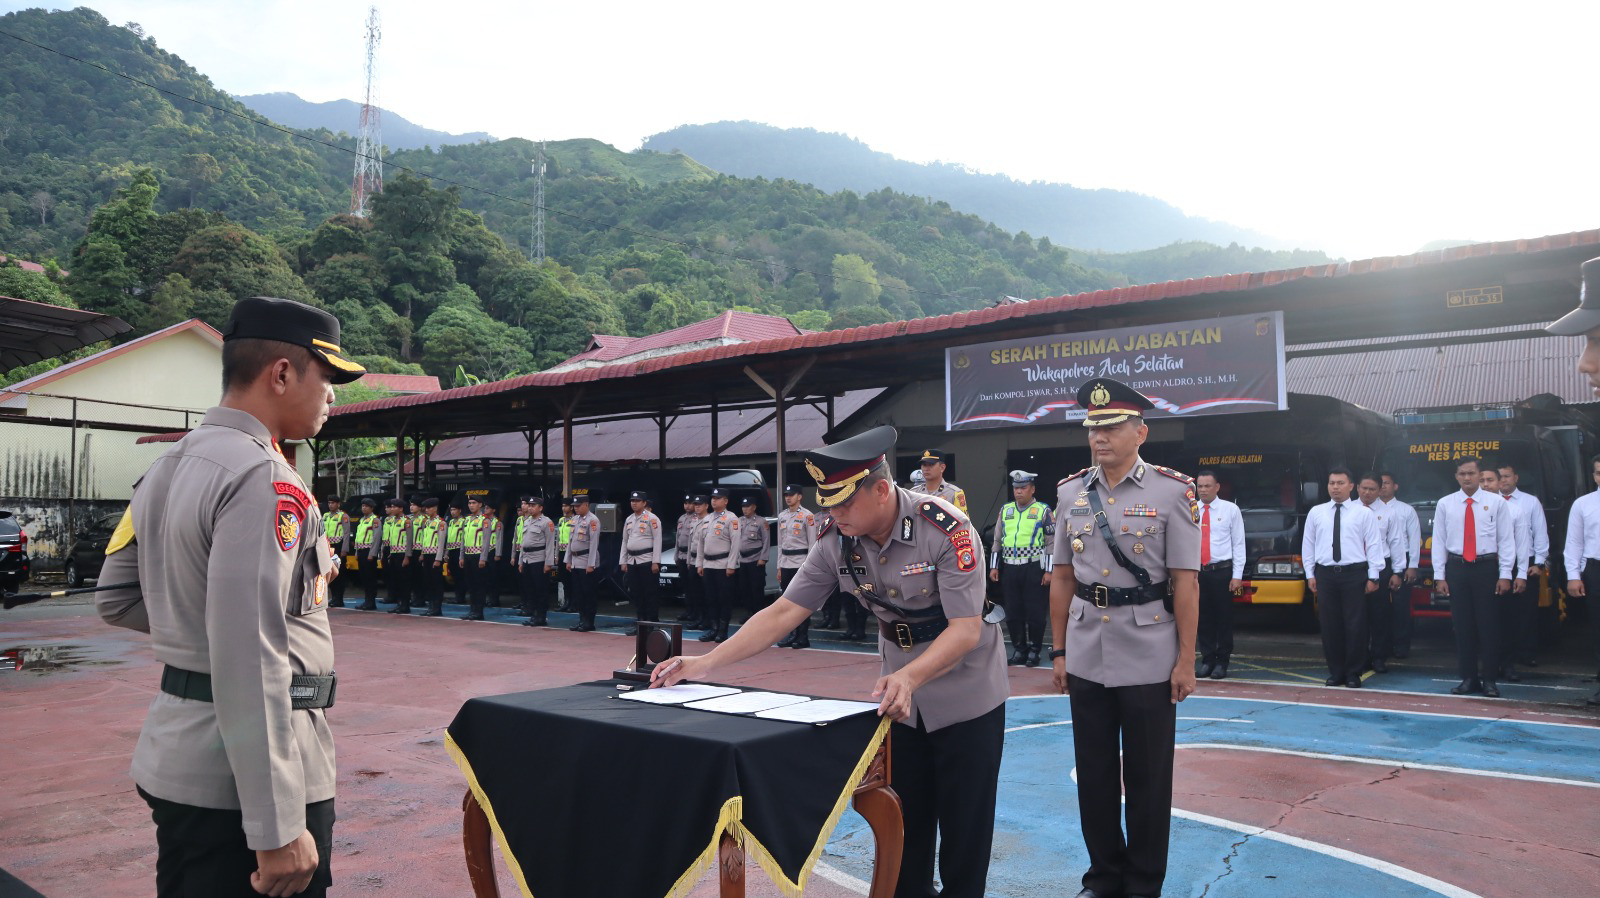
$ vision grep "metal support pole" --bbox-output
[657,414,668,473]
[68,397,77,542]
[710,397,720,482]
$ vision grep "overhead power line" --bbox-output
[0,26,986,306]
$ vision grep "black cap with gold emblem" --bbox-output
[1077,378,1156,428]
[1547,257,1600,336]
[804,425,897,507]
[917,448,948,464]
[224,296,366,384]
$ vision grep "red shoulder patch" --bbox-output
[274,480,311,510]
[951,529,977,571]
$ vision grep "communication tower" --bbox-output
[531,142,546,264]
[350,6,383,217]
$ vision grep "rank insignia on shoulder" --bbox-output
[902,516,914,540]
[1057,467,1090,489]
[1153,465,1194,485]
[919,502,960,533]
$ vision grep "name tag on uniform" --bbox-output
[900,561,935,576]
[839,565,866,575]
[1124,505,1158,517]
[1069,507,1091,515]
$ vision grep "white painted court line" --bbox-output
[1010,692,1600,729]
[1176,743,1600,789]
[811,861,871,895]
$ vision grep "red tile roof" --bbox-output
[350,373,441,394]
[0,255,50,275]
[332,229,1600,420]
[554,310,802,367]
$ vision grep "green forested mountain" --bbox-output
[0,6,1328,391]
[237,92,495,151]
[1083,241,1338,286]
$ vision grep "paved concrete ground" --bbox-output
[3,594,1597,897]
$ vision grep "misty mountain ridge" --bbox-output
[237,92,495,150]
[641,121,1297,254]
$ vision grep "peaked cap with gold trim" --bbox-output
[1077,377,1155,428]
[224,295,366,384]
[804,425,897,507]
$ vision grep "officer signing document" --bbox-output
[653,425,1008,897]
[97,296,365,897]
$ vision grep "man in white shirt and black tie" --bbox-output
[1496,462,1549,672]
[1302,467,1383,688]
[1194,471,1245,680]
[1432,456,1516,697]
[1357,473,1405,674]
[1562,455,1600,706]
[1378,472,1422,658]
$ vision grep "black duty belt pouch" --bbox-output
[162,664,337,710]
[1084,485,1174,613]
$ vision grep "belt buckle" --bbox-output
[1093,584,1109,609]
[893,621,914,652]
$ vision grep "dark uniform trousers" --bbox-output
[328,557,348,607]
[1195,561,1234,666]
[1391,571,1415,656]
[738,560,764,616]
[1314,562,1369,680]
[461,552,483,615]
[138,786,334,898]
[419,557,444,614]
[1583,560,1600,677]
[519,560,550,618]
[1366,563,1394,663]
[626,562,659,622]
[1001,563,1049,652]
[1067,676,1177,898]
[486,557,504,608]
[570,559,598,624]
[702,564,734,627]
[446,548,465,604]
[1505,559,1540,667]
[358,553,379,607]
[1446,554,1501,682]
[681,563,705,623]
[384,552,411,609]
[890,702,1005,898]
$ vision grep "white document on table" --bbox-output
[684,691,812,714]
[754,699,881,723]
[617,683,741,705]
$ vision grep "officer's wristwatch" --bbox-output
[1047,649,1066,661]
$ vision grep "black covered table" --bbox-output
[447,681,901,898]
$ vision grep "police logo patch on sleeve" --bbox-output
[276,500,303,552]
[950,529,977,571]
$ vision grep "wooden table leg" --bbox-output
[462,789,500,898]
[718,828,745,898]
[851,736,903,898]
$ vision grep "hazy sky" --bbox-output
[5,1,1596,259]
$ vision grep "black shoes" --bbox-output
[357,603,377,611]
[1371,658,1388,673]
[1197,661,1215,679]
[698,627,718,642]
[1503,667,1523,682]
[790,634,810,649]
[1346,676,1362,688]
[1026,648,1041,668]
[675,611,696,622]
[419,610,440,617]
[1481,681,1500,698]
[1210,662,1227,680]
[1324,675,1342,687]
[624,626,640,636]
[387,606,410,615]
[1450,679,1482,695]
[465,612,484,621]
[523,615,548,627]
[777,631,799,648]
[1008,648,1027,666]
[1587,687,1600,706]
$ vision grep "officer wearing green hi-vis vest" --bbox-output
[990,470,1055,666]
[461,496,490,620]
[444,503,467,605]
[321,496,351,607]
[353,498,380,610]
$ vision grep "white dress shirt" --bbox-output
[1379,498,1423,570]
[1359,498,1405,570]
[1301,499,1384,581]
[1501,488,1550,566]
[1430,488,1516,580]
[1563,491,1600,575]
[1199,497,1246,579]
[1494,493,1533,579]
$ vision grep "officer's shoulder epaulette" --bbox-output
[917,498,964,534]
[1057,467,1091,488]
[817,516,835,537]
[1152,464,1195,485]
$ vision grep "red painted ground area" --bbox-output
[1175,749,1600,897]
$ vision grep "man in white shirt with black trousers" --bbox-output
[1378,471,1423,658]
[1302,467,1383,688]
[1496,461,1549,672]
[1432,455,1516,697]
[1194,471,1245,680]
[1562,455,1600,706]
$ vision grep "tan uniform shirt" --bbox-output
[675,512,700,565]
[782,489,1007,731]
[1053,458,1201,687]
[911,479,967,513]
[518,514,557,567]
[621,511,664,564]
[565,512,601,568]
[776,507,819,569]
[694,510,740,571]
[737,511,770,563]
[96,407,335,850]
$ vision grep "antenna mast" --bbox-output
[532,141,546,264]
[350,6,383,217]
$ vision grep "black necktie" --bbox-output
[1332,502,1343,563]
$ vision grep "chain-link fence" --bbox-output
[0,390,208,580]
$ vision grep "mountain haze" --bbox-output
[237,92,495,150]
[643,121,1292,254]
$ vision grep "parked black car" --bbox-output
[65,510,125,588]
[0,511,30,593]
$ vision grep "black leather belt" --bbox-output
[1315,562,1368,573]
[704,551,729,561]
[740,553,762,562]
[1202,560,1233,572]
[1075,581,1169,608]
[781,548,809,556]
[1447,553,1498,564]
[161,665,336,710]
[878,615,949,651]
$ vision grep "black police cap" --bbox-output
[385,498,404,508]
[804,425,897,508]
[629,490,649,501]
[359,497,377,508]
[223,296,366,384]
[917,448,948,464]
[1077,378,1156,428]
[709,488,729,500]
[692,494,709,504]
[422,498,440,509]
[524,495,545,507]
[740,495,757,506]
[783,484,803,496]
[1549,256,1600,336]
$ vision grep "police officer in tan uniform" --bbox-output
[674,494,702,624]
[736,494,770,616]
[909,447,968,513]
[775,484,820,648]
[1050,378,1200,898]
[654,426,1007,897]
[620,490,663,635]
[96,295,364,897]
[566,494,602,631]
[517,496,558,627]
[693,488,741,642]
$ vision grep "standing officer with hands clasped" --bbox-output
[990,469,1053,667]
[654,426,1008,897]
[1192,471,1245,679]
[1050,378,1199,898]
[1432,456,1516,697]
[620,490,663,635]
[96,295,366,897]
[1302,467,1383,688]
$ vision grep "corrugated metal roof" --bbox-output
[552,310,803,369]
[426,389,880,464]
[0,317,212,407]
[332,228,1600,421]
[1286,334,1589,414]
